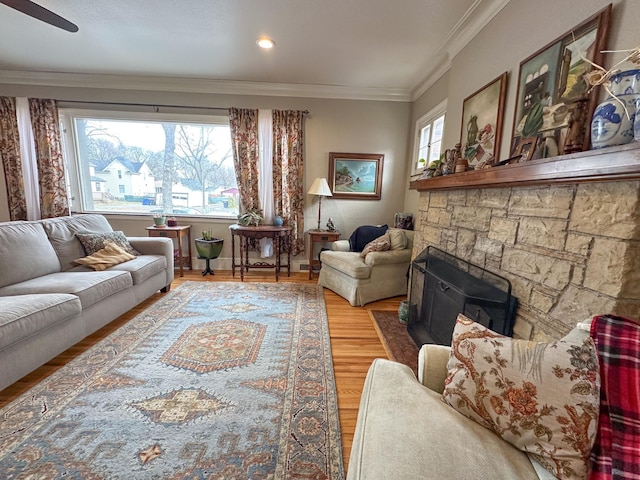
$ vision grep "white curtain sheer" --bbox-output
[15,97,41,220]
[258,109,274,258]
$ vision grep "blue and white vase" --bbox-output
[634,96,640,142]
[591,93,639,149]
[608,69,640,96]
[273,215,284,227]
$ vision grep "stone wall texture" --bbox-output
[414,181,640,341]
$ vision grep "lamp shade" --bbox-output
[308,177,333,197]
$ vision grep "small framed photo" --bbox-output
[514,137,538,162]
[328,152,384,200]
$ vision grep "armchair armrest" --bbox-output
[331,240,351,252]
[417,344,451,393]
[364,248,411,266]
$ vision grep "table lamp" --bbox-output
[308,177,333,230]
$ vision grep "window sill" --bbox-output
[409,143,640,192]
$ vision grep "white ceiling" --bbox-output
[0,0,509,101]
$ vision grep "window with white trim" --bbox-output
[61,110,238,218]
[412,100,447,174]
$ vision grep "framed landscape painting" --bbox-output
[509,5,611,160]
[328,152,384,200]
[460,71,508,167]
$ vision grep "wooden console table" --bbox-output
[229,224,292,281]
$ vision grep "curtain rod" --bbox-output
[57,99,309,115]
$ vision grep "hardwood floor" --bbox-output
[0,270,403,471]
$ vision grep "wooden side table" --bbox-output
[307,230,341,280]
[145,225,192,277]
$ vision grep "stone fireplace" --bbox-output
[410,144,640,341]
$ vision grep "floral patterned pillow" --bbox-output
[442,315,600,480]
[76,231,141,256]
[359,233,391,258]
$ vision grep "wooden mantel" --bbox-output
[410,143,640,191]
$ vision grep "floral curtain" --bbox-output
[29,98,69,219]
[272,110,305,255]
[0,97,28,221]
[229,108,260,213]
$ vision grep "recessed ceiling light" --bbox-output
[257,37,275,49]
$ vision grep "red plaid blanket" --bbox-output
[589,315,640,480]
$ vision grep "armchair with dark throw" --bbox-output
[317,224,414,306]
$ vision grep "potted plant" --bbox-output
[152,213,166,227]
[237,208,263,226]
[195,229,224,275]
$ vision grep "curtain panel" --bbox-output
[272,110,305,256]
[0,97,28,221]
[29,99,69,219]
[229,107,306,256]
[229,108,260,214]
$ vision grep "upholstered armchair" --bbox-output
[317,226,414,306]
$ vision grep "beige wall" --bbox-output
[0,85,410,269]
[404,0,637,216]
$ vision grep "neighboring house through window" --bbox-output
[60,110,238,218]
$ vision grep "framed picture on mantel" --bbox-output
[460,71,508,168]
[509,4,611,160]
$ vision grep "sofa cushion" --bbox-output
[387,228,407,250]
[0,222,61,288]
[320,251,371,279]
[42,214,115,271]
[0,294,81,351]
[359,233,390,258]
[348,225,388,252]
[74,241,136,271]
[348,358,538,480]
[91,255,167,285]
[76,231,141,257]
[0,271,133,310]
[442,315,600,480]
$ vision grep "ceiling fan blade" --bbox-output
[0,0,78,32]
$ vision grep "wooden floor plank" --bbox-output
[0,271,402,471]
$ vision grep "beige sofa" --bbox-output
[346,328,602,480]
[347,347,541,479]
[318,228,414,306]
[0,214,174,391]
[347,319,600,480]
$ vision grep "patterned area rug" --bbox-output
[0,282,344,479]
[368,310,419,376]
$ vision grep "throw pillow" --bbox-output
[359,233,391,258]
[387,228,407,250]
[348,224,388,252]
[74,241,136,271]
[76,231,141,256]
[442,314,600,480]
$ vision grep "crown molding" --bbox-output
[0,70,412,102]
[410,0,511,100]
[443,0,511,60]
[411,60,452,102]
